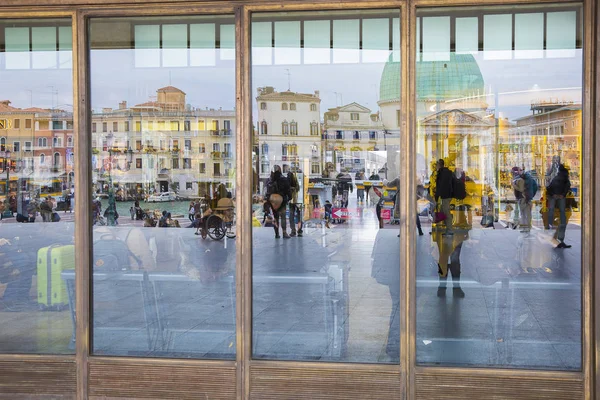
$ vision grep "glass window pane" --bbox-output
[515,13,543,59]
[547,11,577,58]
[190,23,216,66]
[32,27,57,69]
[220,24,234,61]
[333,19,359,63]
[58,26,72,69]
[162,24,188,67]
[275,21,301,65]
[135,25,160,68]
[423,17,450,61]
[0,18,74,354]
[303,20,330,65]
[252,10,401,364]
[456,17,478,54]
[484,14,512,60]
[362,18,389,63]
[416,5,582,371]
[5,27,30,69]
[90,15,236,359]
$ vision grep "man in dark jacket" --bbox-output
[435,159,454,235]
[268,165,292,239]
[546,163,571,248]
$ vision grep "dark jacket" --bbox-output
[547,166,570,197]
[268,171,292,201]
[435,167,454,199]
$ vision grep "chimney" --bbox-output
[102,107,113,113]
[314,90,320,98]
[119,101,127,110]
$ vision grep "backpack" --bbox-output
[523,171,538,200]
[452,174,466,200]
[94,235,141,271]
[266,178,280,196]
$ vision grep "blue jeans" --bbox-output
[547,196,567,241]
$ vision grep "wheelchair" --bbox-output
[203,199,236,240]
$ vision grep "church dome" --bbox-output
[378,53,485,104]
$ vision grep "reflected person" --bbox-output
[371,230,400,362]
[546,163,572,248]
[433,229,468,298]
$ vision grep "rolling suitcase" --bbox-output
[37,245,74,311]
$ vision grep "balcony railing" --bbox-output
[211,151,221,159]
[222,129,232,136]
[221,152,232,159]
[210,130,220,136]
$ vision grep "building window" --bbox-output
[159,140,165,150]
[172,158,180,169]
[13,142,20,152]
[184,139,191,151]
[310,103,317,112]
[213,143,220,152]
[92,122,97,133]
[53,152,61,167]
[124,121,130,131]
[281,144,288,156]
[311,163,320,174]
[186,182,193,190]
[261,143,269,154]
[212,120,219,130]
[311,122,319,136]
[261,121,268,135]
[113,121,118,132]
[67,136,73,147]
[171,121,180,131]
[52,121,62,130]
[184,120,191,131]
[135,121,141,132]
[13,119,20,129]
[336,131,343,140]
[290,121,298,136]
[199,143,205,153]
[261,160,270,174]
[282,121,289,135]
[135,140,142,151]
[290,103,296,111]
[183,158,191,169]
[53,137,62,147]
[136,158,142,168]
[25,119,32,129]
[213,163,221,176]
[39,153,45,165]
[102,122,108,132]
[199,162,206,173]
[38,137,47,147]
[353,131,360,140]
[223,120,231,134]
[260,102,267,110]
[350,113,359,121]
[24,141,32,151]
[281,103,288,111]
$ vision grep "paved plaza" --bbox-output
[0,203,581,370]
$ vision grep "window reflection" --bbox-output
[89,15,236,359]
[416,5,582,370]
[0,18,74,354]
[252,10,401,363]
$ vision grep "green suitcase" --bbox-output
[37,245,75,311]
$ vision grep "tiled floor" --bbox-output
[0,205,582,370]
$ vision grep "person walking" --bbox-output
[267,165,291,239]
[511,166,537,233]
[188,201,195,222]
[288,170,301,237]
[546,163,572,248]
[435,159,454,236]
[355,170,366,204]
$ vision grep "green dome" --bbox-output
[379,53,485,103]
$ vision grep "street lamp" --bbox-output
[105,132,117,226]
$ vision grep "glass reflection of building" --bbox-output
[0,100,74,206]
[91,86,236,199]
